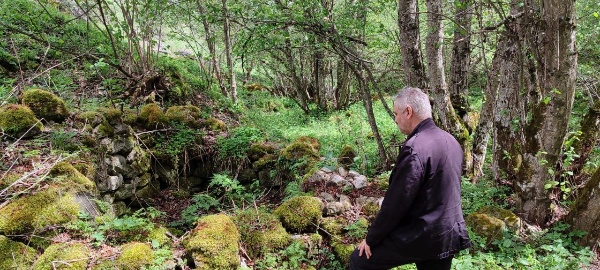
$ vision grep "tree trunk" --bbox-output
[493,0,577,225]
[565,167,600,247]
[222,0,237,103]
[424,0,470,168]
[449,0,472,122]
[569,101,600,184]
[470,40,503,182]
[197,0,227,97]
[397,0,428,89]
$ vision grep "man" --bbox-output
[349,87,471,270]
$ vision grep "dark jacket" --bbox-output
[365,118,471,260]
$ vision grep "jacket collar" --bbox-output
[405,118,435,142]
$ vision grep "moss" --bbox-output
[362,201,380,217]
[203,117,227,131]
[148,226,172,247]
[247,141,279,162]
[0,104,43,138]
[274,196,323,233]
[21,88,69,122]
[0,172,21,190]
[72,161,95,180]
[282,136,320,160]
[252,153,278,170]
[97,123,115,137]
[477,206,521,230]
[332,240,355,266]
[116,242,154,269]
[320,217,347,236]
[233,208,291,258]
[75,111,104,126]
[91,259,116,270]
[0,189,80,234]
[183,214,240,270]
[165,105,202,127]
[33,242,90,270]
[338,145,357,168]
[138,103,167,128]
[99,108,122,126]
[49,161,96,192]
[465,213,506,244]
[0,235,37,269]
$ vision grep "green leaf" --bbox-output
[593,12,599,18]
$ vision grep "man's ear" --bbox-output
[406,106,414,117]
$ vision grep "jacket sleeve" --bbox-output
[365,146,423,247]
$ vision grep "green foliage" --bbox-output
[208,173,260,207]
[344,217,369,241]
[255,240,317,270]
[461,176,510,215]
[155,122,202,157]
[50,128,81,152]
[68,207,162,246]
[169,193,219,228]
[217,126,265,159]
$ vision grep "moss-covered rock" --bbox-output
[477,206,521,230]
[33,242,90,270]
[0,235,37,269]
[183,214,240,269]
[49,161,96,193]
[274,196,324,233]
[247,141,279,162]
[0,104,43,139]
[116,242,154,269]
[99,108,122,126]
[320,216,347,236]
[147,226,172,247]
[165,105,202,127]
[252,153,278,170]
[75,111,104,127]
[138,103,167,128]
[338,145,357,168]
[0,189,80,235]
[465,213,506,244]
[332,240,355,266]
[282,136,320,160]
[202,117,227,131]
[233,208,291,258]
[21,88,69,122]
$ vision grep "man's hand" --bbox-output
[357,239,372,259]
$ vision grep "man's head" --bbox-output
[393,87,432,135]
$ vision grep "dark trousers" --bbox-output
[349,248,453,270]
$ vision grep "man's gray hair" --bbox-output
[394,87,432,119]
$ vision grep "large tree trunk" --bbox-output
[493,0,577,225]
[222,0,237,103]
[397,0,428,89]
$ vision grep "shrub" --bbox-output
[217,126,264,159]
